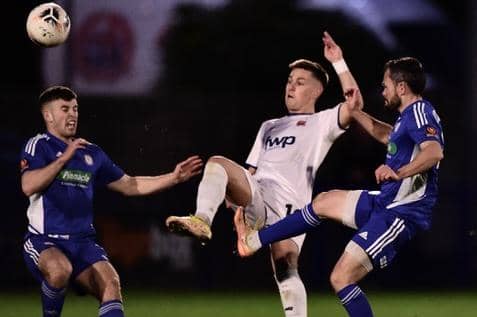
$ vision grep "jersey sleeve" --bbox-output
[405,103,444,148]
[245,121,267,168]
[20,137,48,174]
[316,104,346,142]
[95,148,125,187]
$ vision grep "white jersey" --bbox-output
[246,104,345,219]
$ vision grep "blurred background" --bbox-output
[1,0,475,307]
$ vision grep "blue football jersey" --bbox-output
[377,100,444,229]
[20,132,124,237]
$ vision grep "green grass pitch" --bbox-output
[0,290,475,316]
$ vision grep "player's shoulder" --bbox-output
[85,141,106,156]
[312,103,340,119]
[406,99,436,115]
[23,133,50,154]
[25,133,49,144]
[259,117,281,128]
[403,99,440,126]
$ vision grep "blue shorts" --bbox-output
[348,191,417,269]
[23,232,110,282]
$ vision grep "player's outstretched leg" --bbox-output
[166,215,212,241]
[234,207,260,257]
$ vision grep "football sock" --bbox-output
[275,269,307,317]
[258,203,321,246]
[41,280,66,317]
[337,284,373,317]
[99,300,124,317]
[195,161,228,226]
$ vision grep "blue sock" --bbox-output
[41,280,66,317]
[99,300,124,317]
[258,203,321,245]
[337,284,373,317]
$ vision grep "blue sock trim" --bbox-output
[301,203,321,227]
[41,280,66,299]
[99,300,123,316]
[257,203,321,245]
[337,284,362,305]
[337,284,373,317]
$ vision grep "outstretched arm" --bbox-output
[323,31,363,127]
[344,88,393,144]
[107,155,203,196]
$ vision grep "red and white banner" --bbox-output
[42,0,226,96]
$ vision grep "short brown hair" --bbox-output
[384,57,426,95]
[289,59,329,87]
[39,85,77,108]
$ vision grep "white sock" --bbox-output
[195,162,228,225]
[275,269,307,317]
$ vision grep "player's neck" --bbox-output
[288,105,315,114]
[47,129,74,144]
[398,95,422,113]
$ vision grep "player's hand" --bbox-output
[374,164,400,184]
[61,138,90,162]
[173,155,203,183]
[323,31,343,63]
[344,88,363,112]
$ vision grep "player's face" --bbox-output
[285,68,323,113]
[382,70,401,110]
[43,98,79,141]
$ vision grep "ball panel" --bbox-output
[26,2,71,47]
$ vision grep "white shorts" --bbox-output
[238,167,306,251]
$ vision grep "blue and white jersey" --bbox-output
[246,104,345,213]
[378,99,444,229]
[20,132,124,237]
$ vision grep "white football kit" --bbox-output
[243,104,345,248]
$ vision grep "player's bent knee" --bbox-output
[329,267,348,291]
[311,191,330,216]
[208,155,228,164]
[44,262,73,286]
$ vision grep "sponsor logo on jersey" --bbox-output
[296,120,306,126]
[387,142,397,155]
[425,126,437,136]
[265,136,296,149]
[20,159,29,172]
[57,169,92,185]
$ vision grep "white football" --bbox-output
[26,2,71,47]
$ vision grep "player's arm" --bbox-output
[344,89,392,144]
[342,88,393,144]
[351,108,393,145]
[396,140,443,178]
[323,31,363,128]
[21,138,89,196]
[375,141,443,183]
[107,155,202,196]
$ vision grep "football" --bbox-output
[26,2,71,47]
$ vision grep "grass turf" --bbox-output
[0,290,475,316]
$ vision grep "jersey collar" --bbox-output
[287,112,314,116]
